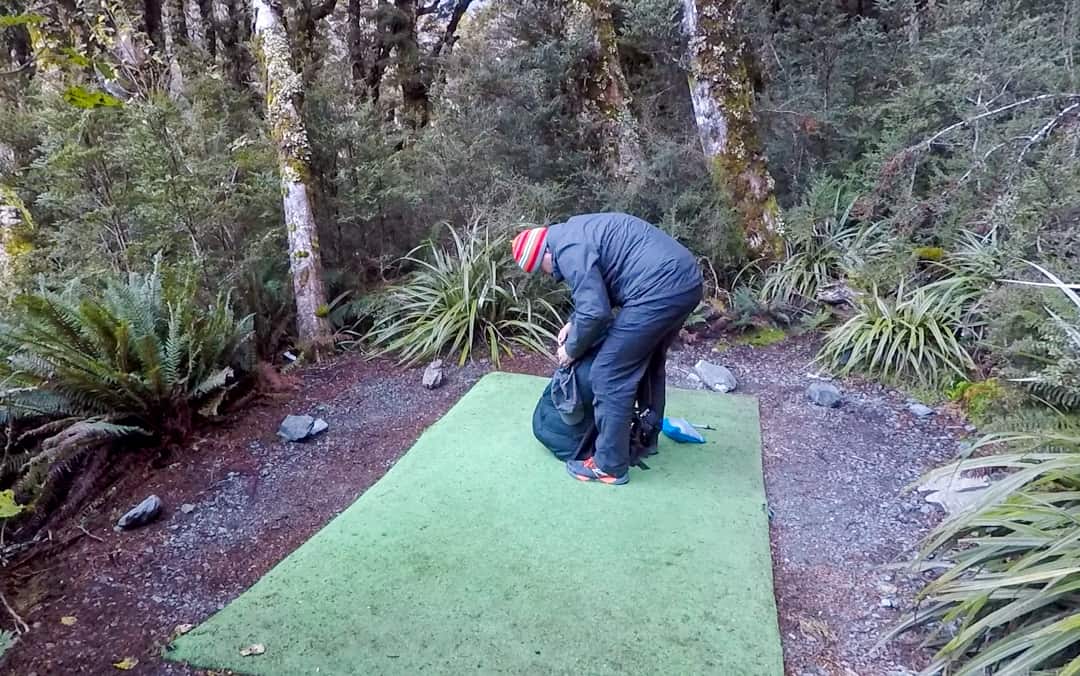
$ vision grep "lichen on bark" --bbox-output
[252,0,334,359]
[0,186,35,305]
[682,0,784,260]
[574,0,644,182]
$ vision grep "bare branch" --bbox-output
[416,1,439,16]
[1004,279,1080,291]
[429,0,471,59]
[909,93,1080,153]
[78,525,105,543]
[0,62,32,77]
[0,589,28,634]
[312,0,338,21]
[1020,101,1080,160]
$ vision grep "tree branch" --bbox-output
[1020,101,1080,160]
[0,62,32,77]
[312,0,338,22]
[0,588,28,634]
[429,0,470,59]
[910,93,1080,153]
[416,1,439,16]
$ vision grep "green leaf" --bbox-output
[0,13,44,27]
[59,47,91,68]
[62,85,123,110]
[0,490,26,519]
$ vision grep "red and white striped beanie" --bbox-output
[511,227,549,274]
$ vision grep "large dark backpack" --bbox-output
[531,360,660,469]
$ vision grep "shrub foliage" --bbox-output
[366,222,565,366]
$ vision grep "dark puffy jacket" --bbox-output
[546,212,701,359]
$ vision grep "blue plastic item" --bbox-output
[662,417,706,444]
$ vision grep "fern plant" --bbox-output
[366,221,565,366]
[0,629,15,661]
[999,263,1080,410]
[0,259,253,513]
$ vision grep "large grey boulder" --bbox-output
[694,360,737,393]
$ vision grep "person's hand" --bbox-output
[557,322,572,346]
[557,345,572,367]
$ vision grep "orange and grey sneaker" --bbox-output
[565,457,629,485]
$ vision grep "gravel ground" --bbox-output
[2,337,967,675]
[668,334,967,674]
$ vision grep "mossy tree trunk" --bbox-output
[350,0,394,103]
[184,0,209,50]
[211,0,248,86]
[0,187,33,306]
[394,0,428,130]
[281,0,338,84]
[581,0,644,182]
[681,0,784,261]
[252,0,334,359]
[391,0,472,129]
[161,0,186,97]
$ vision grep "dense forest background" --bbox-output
[3,1,1080,671]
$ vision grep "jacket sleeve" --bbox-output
[559,242,612,359]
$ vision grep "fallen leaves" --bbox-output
[795,614,835,643]
[113,657,139,670]
[60,616,77,626]
[240,643,266,657]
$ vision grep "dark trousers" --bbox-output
[590,284,703,475]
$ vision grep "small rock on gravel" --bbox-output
[908,403,935,418]
[694,360,737,393]
[422,359,445,389]
[806,382,843,408]
[117,495,163,530]
[179,503,195,514]
[277,415,328,442]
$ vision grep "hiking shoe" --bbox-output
[565,457,628,485]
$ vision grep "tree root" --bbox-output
[0,588,28,634]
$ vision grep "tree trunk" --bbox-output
[347,0,370,94]
[357,0,393,103]
[184,0,209,50]
[143,0,165,49]
[251,0,334,359]
[161,0,186,97]
[681,0,784,261]
[581,0,644,182]
[212,0,245,85]
[0,187,32,306]
[430,0,471,59]
[394,0,428,130]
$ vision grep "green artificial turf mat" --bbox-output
[166,372,782,675]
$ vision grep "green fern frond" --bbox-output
[191,367,233,399]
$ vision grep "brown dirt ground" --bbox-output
[2,336,966,675]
